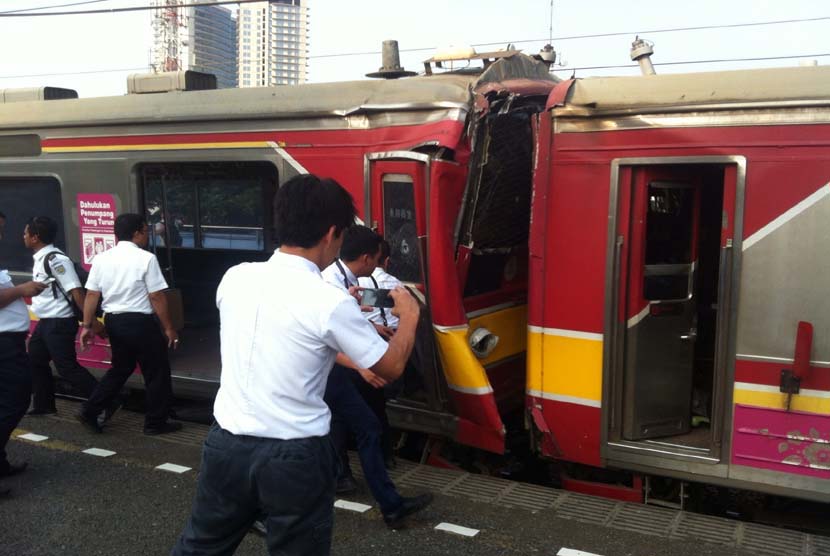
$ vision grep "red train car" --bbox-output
[528,65,830,502]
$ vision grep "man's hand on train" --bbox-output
[389,286,419,321]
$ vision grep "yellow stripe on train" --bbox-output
[526,328,603,404]
[734,385,830,415]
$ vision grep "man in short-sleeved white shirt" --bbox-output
[77,213,181,436]
[172,175,421,556]
[0,211,48,495]
[24,216,100,416]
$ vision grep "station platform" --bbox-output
[3,398,828,556]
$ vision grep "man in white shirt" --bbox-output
[322,227,432,528]
[77,213,181,436]
[23,216,101,416]
[172,175,420,555]
[0,211,47,496]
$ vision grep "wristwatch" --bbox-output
[82,323,93,330]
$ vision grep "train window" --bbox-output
[0,176,64,271]
[200,181,264,250]
[382,176,422,283]
[140,162,276,251]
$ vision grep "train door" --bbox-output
[140,161,277,393]
[365,153,453,426]
[609,160,739,458]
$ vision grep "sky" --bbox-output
[0,0,828,98]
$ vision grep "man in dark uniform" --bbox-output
[0,212,47,496]
[77,213,181,435]
[24,216,102,415]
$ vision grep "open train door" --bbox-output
[366,152,507,454]
[364,152,456,441]
[608,158,741,458]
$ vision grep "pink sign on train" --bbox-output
[76,193,117,270]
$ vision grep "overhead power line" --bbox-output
[310,15,830,59]
[3,51,829,81]
[1,66,148,79]
[0,0,111,14]
[552,52,830,73]
[0,0,279,17]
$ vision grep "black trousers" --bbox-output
[325,365,402,514]
[0,332,31,472]
[28,318,98,411]
[82,313,172,428]
[172,424,337,556]
[349,369,394,462]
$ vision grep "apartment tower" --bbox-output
[237,0,309,87]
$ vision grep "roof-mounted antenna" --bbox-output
[366,40,416,79]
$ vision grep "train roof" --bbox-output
[559,65,830,114]
[0,53,556,131]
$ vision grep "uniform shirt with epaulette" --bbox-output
[31,245,82,319]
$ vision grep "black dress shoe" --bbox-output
[0,462,27,478]
[75,411,103,434]
[27,408,57,416]
[336,475,358,495]
[0,487,10,498]
[383,493,434,529]
[143,421,182,436]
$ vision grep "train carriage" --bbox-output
[0,53,555,455]
[528,65,830,502]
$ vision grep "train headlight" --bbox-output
[469,327,499,359]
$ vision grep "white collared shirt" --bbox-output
[0,270,31,333]
[357,266,403,329]
[321,259,358,292]
[31,245,82,319]
[213,251,388,440]
[85,241,168,314]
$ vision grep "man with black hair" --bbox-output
[172,175,420,555]
[76,213,181,436]
[0,213,48,496]
[322,226,433,529]
[24,216,101,416]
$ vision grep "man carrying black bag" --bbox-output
[24,216,104,416]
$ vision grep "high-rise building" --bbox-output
[237,0,309,88]
[151,0,238,89]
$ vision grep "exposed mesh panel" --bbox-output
[461,109,533,251]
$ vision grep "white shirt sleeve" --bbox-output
[49,254,82,292]
[85,261,102,292]
[323,297,388,370]
[144,256,169,293]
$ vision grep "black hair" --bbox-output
[114,213,147,241]
[378,239,391,265]
[26,216,58,245]
[0,211,5,219]
[274,174,356,248]
[340,225,382,262]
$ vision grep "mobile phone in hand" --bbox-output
[360,288,395,308]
